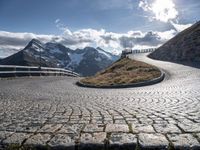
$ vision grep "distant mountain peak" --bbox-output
[96,47,103,50]
[1,39,119,76]
[24,39,45,52]
[29,39,43,46]
[84,47,96,50]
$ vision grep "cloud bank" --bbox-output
[0,26,177,58]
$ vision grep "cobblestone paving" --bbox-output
[0,54,200,149]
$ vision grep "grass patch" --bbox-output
[80,57,161,87]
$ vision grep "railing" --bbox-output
[121,48,156,58]
[132,48,156,54]
[0,65,80,78]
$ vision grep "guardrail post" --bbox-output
[14,67,16,77]
[39,67,42,76]
[28,68,31,77]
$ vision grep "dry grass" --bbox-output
[80,57,161,86]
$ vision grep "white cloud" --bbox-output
[0,25,178,58]
[55,19,60,24]
[119,30,177,48]
[170,21,193,32]
[139,0,150,11]
[138,0,193,35]
[139,0,178,23]
[156,29,176,40]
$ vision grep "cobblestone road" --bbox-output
[0,54,200,150]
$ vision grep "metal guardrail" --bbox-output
[131,48,156,54]
[121,48,156,58]
[0,65,80,78]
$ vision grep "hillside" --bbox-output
[80,57,161,87]
[149,21,200,62]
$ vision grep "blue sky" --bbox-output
[0,0,150,33]
[0,0,200,57]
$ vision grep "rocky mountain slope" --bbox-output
[0,39,119,76]
[149,21,200,62]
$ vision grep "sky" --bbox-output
[0,0,200,57]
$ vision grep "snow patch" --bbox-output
[31,44,44,52]
[95,57,102,61]
[49,47,62,54]
[96,48,112,59]
[45,44,63,54]
[68,53,84,65]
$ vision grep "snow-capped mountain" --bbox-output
[0,39,119,76]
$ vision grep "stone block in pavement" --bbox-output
[79,132,106,150]
[178,123,200,132]
[0,122,11,131]
[48,134,76,150]
[104,119,113,124]
[196,133,200,139]
[167,134,200,150]
[3,132,31,145]
[132,124,155,133]
[6,123,40,133]
[153,124,181,134]
[109,133,137,150]
[38,124,63,133]
[83,124,104,133]
[0,131,13,142]
[114,119,127,124]
[57,124,84,135]
[138,133,169,150]
[105,124,129,133]
[126,118,139,124]
[24,133,51,148]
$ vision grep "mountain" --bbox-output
[72,47,119,76]
[0,39,119,76]
[149,21,200,62]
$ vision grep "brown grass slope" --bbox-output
[149,21,200,62]
[80,58,161,86]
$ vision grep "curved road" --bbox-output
[0,54,200,149]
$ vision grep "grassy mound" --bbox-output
[80,58,161,87]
